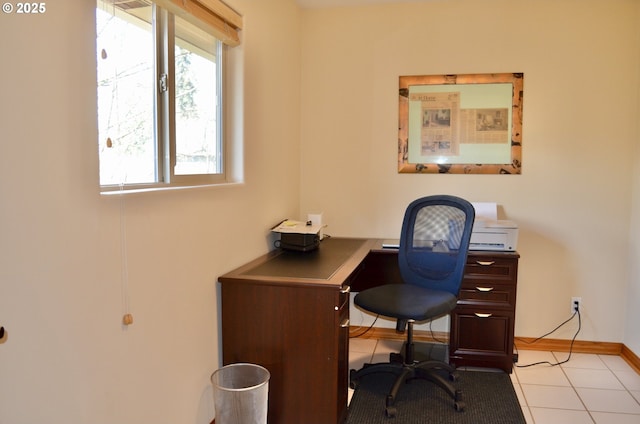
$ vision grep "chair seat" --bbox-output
[354,284,457,322]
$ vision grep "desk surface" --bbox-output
[246,238,367,279]
[219,237,377,288]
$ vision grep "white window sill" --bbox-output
[100,182,244,196]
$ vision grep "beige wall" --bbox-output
[300,0,640,344]
[0,0,301,423]
[627,4,640,356]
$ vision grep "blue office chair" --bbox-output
[350,195,475,418]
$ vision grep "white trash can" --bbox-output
[211,363,270,424]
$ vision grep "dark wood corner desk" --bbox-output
[218,237,519,424]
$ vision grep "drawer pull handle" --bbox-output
[474,313,493,318]
[476,287,494,292]
[476,260,495,266]
[340,285,351,294]
[340,319,350,328]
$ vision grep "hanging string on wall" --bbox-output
[119,183,133,326]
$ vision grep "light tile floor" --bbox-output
[349,338,640,424]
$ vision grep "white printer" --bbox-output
[469,203,519,251]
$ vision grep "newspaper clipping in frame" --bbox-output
[460,107,510,143]
[410,92,460,156]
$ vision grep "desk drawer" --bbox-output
[449,307,515,372]
[464,256,518,282]
[451,309,513,353]
[458,284,515,308]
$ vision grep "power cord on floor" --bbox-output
[429,319,447,344]
[349,315,379,338]
[514,308,581,368]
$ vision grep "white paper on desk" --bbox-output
[272,219,324,234]
[471,202,498,227]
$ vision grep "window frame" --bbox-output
[98,2,232,194]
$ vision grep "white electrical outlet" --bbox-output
[571,297,582,314]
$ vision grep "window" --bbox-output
[96,0,241,191]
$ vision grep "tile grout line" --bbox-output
[551,351,595,423]
[598,353,640,405]
[510,365,536,423]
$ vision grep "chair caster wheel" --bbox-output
[390,352,403,363]
[449,371,460,382]
[385,406,397,417]
[454,401,465,412]
[349,370,359,390]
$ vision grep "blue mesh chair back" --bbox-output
[398,195,475,296]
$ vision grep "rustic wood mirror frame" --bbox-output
[398,73,523,174]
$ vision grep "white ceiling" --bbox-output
[297,0,440,9]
